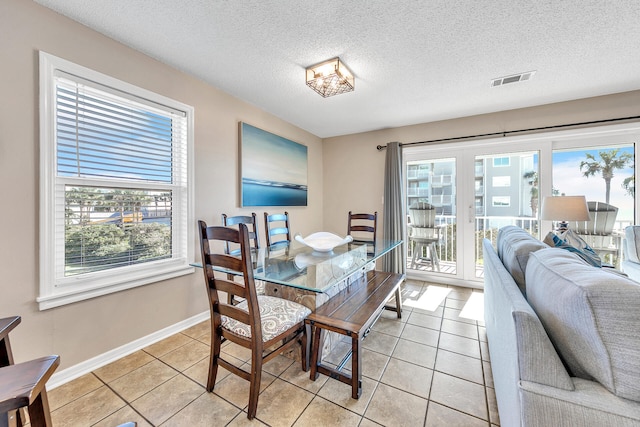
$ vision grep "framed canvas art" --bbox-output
[240,122,308,206]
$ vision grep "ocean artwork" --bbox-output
[240,122,308,206]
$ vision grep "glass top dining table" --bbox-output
[193,239,403,293]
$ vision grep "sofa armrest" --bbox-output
[520,378,640,427]
[512,309,574,389]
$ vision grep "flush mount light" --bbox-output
[306,57,354,98]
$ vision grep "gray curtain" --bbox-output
[382,141,406,274]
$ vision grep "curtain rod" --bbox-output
[375,115,640,151]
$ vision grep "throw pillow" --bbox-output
[544,230,602,268]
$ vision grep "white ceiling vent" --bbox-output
[491,71,536,87]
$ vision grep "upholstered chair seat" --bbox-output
[222,296,311,341]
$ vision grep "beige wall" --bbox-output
[322,91,640,234]
[0,0,323,369]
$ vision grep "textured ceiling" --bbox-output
[33,0,640,138]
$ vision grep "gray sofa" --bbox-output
[484,225,640,426]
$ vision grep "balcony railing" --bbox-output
[408,216,631,274]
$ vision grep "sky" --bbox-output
[552,146,634,221]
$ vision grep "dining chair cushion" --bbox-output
[222,296,311,341]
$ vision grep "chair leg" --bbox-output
[309,327,324,381]
[300,325,309,372]
[430,242,440,272]
[27,390,53,427]
[411,243,421,268]
[246,356,262,419]
[206,330,221,392]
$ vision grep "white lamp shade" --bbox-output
[540,196,590,221]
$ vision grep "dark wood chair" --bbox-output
[1,316,23,427]
[347,211,377,255]
[222,213,263,302]
[197,220,311,420]
[221,213,260,255]
[1,316,60,427]
[264,211,291,249]
[0,356,60,427]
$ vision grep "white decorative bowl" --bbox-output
[294,232,353,252]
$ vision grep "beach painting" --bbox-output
[240,122,308,206]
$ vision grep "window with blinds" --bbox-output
[39,52,194,310]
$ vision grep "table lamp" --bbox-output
[540,195,590,232]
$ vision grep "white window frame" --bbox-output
[38,52,194,310]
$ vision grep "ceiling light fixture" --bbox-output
[306,57,354,98]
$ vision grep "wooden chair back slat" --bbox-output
[218,304,251,325]
[222,213,260,255]
[198,221,261,342]
[347,211,377,248]
[264,211,291,248]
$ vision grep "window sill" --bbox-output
[37,264,195,310]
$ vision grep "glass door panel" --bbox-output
[474,151,539,279]
[406,158,457,276]
[552,143,635,267]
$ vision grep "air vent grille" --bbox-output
[491,71,536,87]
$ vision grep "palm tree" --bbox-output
[580,149,632,204]
[622,164,635,197]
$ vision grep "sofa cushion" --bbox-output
[496,226,548,295]
[526,247,640,402]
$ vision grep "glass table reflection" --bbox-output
[194,239,402,294]
[256,240,401,292]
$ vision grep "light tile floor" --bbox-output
[47,279,499,426]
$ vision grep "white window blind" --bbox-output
[39,52,194,310]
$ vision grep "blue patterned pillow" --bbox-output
[545,231,602,268]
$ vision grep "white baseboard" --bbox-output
[47,310,210,389]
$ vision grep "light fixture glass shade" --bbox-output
[540,195,591,221]
[306,57,354,98]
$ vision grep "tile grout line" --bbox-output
[90,372,155,427]
[423,295,445,427]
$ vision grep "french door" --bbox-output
[405,142,539,287]
[404,123,640,288]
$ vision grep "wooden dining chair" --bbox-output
[221,213,260,255]
[1,317,60,427]
[0,356,60,427]
[197,220,311,420]
[347,211,378,255]
[221,213,263,302]
[264,211,291,249]
[1,316,22,427]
